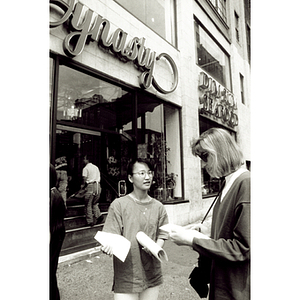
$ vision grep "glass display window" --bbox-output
[56,65,133,133]
[51,59,135,208]
[194,19,231,90]
[114,0,177,46]
[50,54,183,206]
[136,93,182,202]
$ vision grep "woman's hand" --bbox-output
[185,223,211,237]
[169,229,197,246]
[170,229,210,246]
[100,244,113,256]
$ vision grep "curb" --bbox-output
[58,246,102,266]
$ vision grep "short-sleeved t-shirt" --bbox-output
[103,194,169,293]
[82,163,100,183]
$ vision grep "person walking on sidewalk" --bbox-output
[81,155,102,226]
[101,158,169,300]
[170,128,250,300]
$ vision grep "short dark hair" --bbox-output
[127,158,153,175]
[83,154,91,162]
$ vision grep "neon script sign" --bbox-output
[50,0,178,94]
[198,72,238,127]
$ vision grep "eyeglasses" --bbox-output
[199,152,209,162]
[132,170,154,177]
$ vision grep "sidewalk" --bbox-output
[57,239,206,300]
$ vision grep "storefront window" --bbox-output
[136,93,182,202]
[194,19,231,90]
[164,104,182,200]
[50,56,183,206]
[52,63,135,208]
[57,65,133,133]
[114,0,177,46]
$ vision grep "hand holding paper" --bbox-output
[136,231,168,262]
[159,223,186,234]
[185,223,211,237]
[99,243,113,256]
[169,228,210,246]
[94,231,131,262]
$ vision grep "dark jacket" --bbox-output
[193,171,250,300]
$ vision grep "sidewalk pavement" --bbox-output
[57,239,207,300]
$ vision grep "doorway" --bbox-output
[50,59,136,210]
[55,125,134,210]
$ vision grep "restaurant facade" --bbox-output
[50,0,251,228]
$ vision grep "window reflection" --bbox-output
[53,62,183,203]
[57,65,132,132]
[208,0,227,23]
[194,19,231,90]
[137,94,182,202]
[164,104,182,199]
[114,0,177,46]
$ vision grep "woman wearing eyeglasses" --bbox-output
[101,158,169,300]
[170,128,250,300]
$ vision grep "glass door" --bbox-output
[55,125,134,210]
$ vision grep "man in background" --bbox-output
[81,155,102,226]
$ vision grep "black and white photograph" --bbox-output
[48,1,251,299]
[3,1,300,299]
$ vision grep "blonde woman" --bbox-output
[170,128,250,300]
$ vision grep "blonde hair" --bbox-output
[191,128,244,178]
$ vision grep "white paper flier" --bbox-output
[94,231,131,262]
[160,223,211,240]
[159,223,185,234]
[136,231,168,262]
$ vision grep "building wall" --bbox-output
[168,0,251,225]
[50,0,250,226]
[228,0,251,162]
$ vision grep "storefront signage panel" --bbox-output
[50,0,178,94]
[198,72,238,128]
